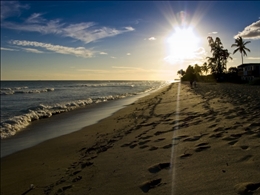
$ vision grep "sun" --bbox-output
[166,27,200,64]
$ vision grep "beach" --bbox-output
[1,82,260,195]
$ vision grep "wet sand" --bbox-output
[1,82,260,195]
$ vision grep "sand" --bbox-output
[1,82,260,195]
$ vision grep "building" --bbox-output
[237,63,260,81]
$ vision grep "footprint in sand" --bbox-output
[194,143,211,152]
[149,146,159,151]
[183,136,201,142]
[213,127,224,132]
[56,185,73,194]
[129,144,137,149]
[140,178,162,193]
[154,129,172,136]
[162,143,173,149]
[234,182,260,195]
[139,140,151,145]
[180,153,192,158]
[208,124,217,128]
[154,138,166,142]
[172,135,189,141]
[228,140,238,146]
[209,132,223,138]
[148,162,171,173]
[237,155,253,163]
[139,135,153,140]
[240,145,249,150]
[121,141,138,148]
[222,136,239,141]
[72,176,82,182]
[139,145,149,149]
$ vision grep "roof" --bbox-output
[237,63,260,68]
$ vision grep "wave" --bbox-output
[0,87,54,95]
[0,93,133,139]
[0,81,170,139]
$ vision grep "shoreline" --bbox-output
[1,84,170,158]
[1,82,260,195]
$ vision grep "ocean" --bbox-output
[1,80,170,157]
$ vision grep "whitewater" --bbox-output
[1,80,169,139]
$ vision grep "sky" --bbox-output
[1,1,260,81]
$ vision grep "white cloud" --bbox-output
[1,47,18,51]
[2,9,135,44]
[10,40,94,58]
[2,19,64,34]
[124,26,135,31]
[25,13,46,23]
[76,69,109,73]
[208,32,218,35]
[126,53,131,55]
[110,56,116,59]
[134,19,142,24]
[112,66,140,70]
[234,19,260,40]
[148,37,156,41]
[246,57,260,60]
[23,48,43,53]
[61,24,134,44]
[0,1,29,20]
[99,52,108,55]
[111,66,174,74]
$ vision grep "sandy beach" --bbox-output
[1,82,260,195]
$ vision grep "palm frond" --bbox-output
[233,48,239,54]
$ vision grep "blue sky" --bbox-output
[1,1,260,80]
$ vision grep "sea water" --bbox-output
[1,80,170,157]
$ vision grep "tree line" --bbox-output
[178,36,251,83]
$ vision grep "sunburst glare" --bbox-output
[166,27,200,64]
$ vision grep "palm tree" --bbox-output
[207,36,232,79]
[201,62,209,75]
[177,69,185,77]
[231,36,250,65]
[194,64,202,75]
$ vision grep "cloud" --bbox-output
[124,26,135,31]
[76,69,109,73]
[111,66,174,74]
[3,21,135,44]
[23,48,43,53]
[1,47,18,51]
[246,57,260,60]
[61,23,134,44]
[10,40,94,58]
[25,13,46,23]
[110,56,116,59]
[0,1,29,20]
[209,32,218,34]
[148,37,156,41]
[2,19,65,34]
[112,66,140,70]
[111,66,147,73]
[1,3,135,44]
[126,53,131,55]
[234,19,260,40]
[99,52,108,55]
[135,19,142,24]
